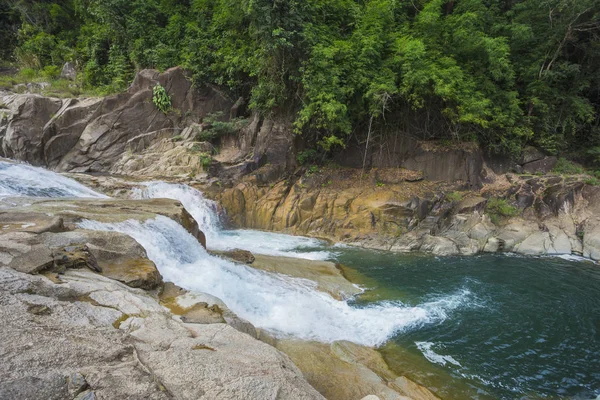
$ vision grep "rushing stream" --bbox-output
[2,160,599,399]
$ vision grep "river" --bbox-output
[1,160,599,399]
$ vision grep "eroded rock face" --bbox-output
[0,67,234,173]
[211,168,600,260]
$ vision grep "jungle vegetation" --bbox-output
[1,0,599,163]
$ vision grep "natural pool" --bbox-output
[333,249,600,400]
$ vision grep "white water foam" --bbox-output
[79,216,472,346]
[131,181,331,260]
[416,341,462,367]
[0,160,107,199]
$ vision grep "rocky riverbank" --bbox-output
[207,164,600,261]
[1,66,599,399]
[0,170,439,400]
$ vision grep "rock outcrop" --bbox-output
[210,165,600,260]
[0,265,325,400]
[274,340,439,400]
[0,67,234,173]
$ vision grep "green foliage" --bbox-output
[306,165,320,176]
[152,84,171,114]
[41,65,60,80]
[197,112,247,142]
[2,0,600,162]
[553,158,584,175]
[198,153,212,169]
[296,149,319,165]
[486,198,519,224]
[446,191,464,203]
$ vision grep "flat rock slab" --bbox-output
[0,267,325,400]
[244,253,362,300]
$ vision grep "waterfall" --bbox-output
[131,181,331,260]
[79,216,471,345]
[0,160,107,199]
[2,161,471,346]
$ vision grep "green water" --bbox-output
[329,249,600,400]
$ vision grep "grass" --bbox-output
[446,191,464,202]
[198,153,212,169]
[553,157,584,175]
[0,68,120,98]
[486,198,519,225]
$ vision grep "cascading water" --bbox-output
[0,162,471,345]
[0,160,107,199]
[78,215,471,345]
[131,181,332,260]
[3,160,599,399]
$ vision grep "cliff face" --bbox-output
[209,164,600,261]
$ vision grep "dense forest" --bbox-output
[1,0,599,163]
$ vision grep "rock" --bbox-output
[52,244,101,273]
[1,197,205,247]
[483,237,502,253]
[61,62,77,81]
[1,94,62,164]
[276,340,437,400]
[519,146,546,165]
[420,235,460,256]
[74,390,96,400]
[0,266,324,400]
[522,156,558,174]
[456,197,486,214]
[247,254,362,300]
[514,232,553,255]
[2,67,235,172]
[27,304,52,315]
[67,372,89,398]
[362,396,382,400]
[213,248,256,264]
[392,377,440,400]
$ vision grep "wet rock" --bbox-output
[248,254,362,300]
[392,376,440,400]
[276,340,439,400]
[213,248,256,264]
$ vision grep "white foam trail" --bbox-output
[416,341,462,367]
[0,160,107,199]
[131,181,331,260]
[79,216,471,346]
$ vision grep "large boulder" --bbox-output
[0,94,62,164]
[1,67,235,173]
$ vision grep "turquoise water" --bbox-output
[328,249,600,400]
